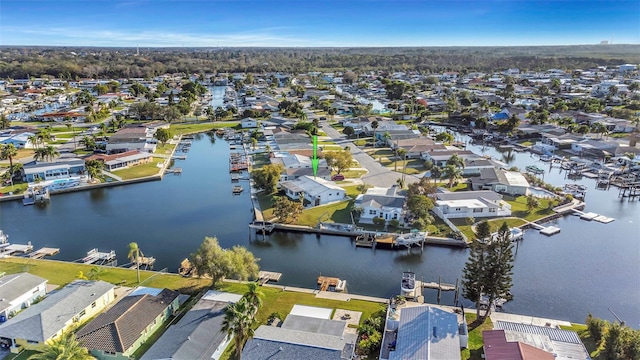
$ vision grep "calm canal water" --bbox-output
[1,133,638,328]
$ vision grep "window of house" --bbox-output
[455,208,461,211]
[489,208,496,212]
[369,210,377,215]
[78,309,86,318]
[91,302,96,308]
[473,208,483,213]
[32,289,39,294]
[27,340,39,344]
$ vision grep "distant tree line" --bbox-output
[0,45,638,79]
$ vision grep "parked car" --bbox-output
[331,174,345,181]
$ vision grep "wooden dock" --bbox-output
[29,247,60,259]
[165,168,182,175]
[1,243,33,255]
[83,249,117,265]
[421,281,456,291]
[317,276,340,291]
[130,256,155,269]
[258,271,282,285]
[355,234,375,248]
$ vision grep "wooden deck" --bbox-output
[258,271,282,285]
[422,281,456,291]
[29,247,60,259]
[131,256,155,269]
[317,276,340,291]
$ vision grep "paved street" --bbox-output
[320,123,421,188]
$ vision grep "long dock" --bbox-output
[571,209,615,223]
[421,281,456,291]
[1,243,34,255]
[29,247,60,259]
[258,271,282,285]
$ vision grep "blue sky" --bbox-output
[1,0,638,47]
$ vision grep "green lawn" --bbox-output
[256,191,276,220]
[504,195,555,221]
[461,314,493,360]
[170,122,239,135]
[454,218,528,240]
[0,182,28,194]
[53,133,76,139]
[559,323,601,359]
[4,350,37,360]
[340,169,368,178]
[112,159,164,180]
[252,153,271,168]
[298,200,354,226]
[156,143,177,154]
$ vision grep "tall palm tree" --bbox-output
[243,282,264,314]
[446,153,465,170]
[444,164,462,188]
[0,144,18,175]
[43,145,60,162]
[526,194,539,212]
[221,297,256,360]
[34,148,49,162]
[85,159,104,181]
[128,242,143,283]
[371,120,379,148]
[430,166,443,186]
[31,332,95,360]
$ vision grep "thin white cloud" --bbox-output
[2,26,314,47]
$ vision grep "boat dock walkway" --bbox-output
[83,249,117,265]
[130,256,155,269]
[571,209,615,223]
[258,271,282,285]
[421,281,456,291]
[29,247,60,259]
[0,243,34,255]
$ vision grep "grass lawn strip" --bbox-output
[112,158,165,180]
[461,314,493,360]
[297,200,354,226]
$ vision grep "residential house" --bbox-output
[422,149,476,167]
[571,139,619,158]
[462,158,496,176]
[433,190,511,219]
[0,280,115,353]
[85,150,154,171]
[469,168,530,196]
[390,138,446,159]
[141,291,242,360]
[280,175,345,206]
[0,132,34,149]
[0,273,48,320]
[270,154,331,181]
[493,321,590,360]
[482,330,554,360]
[273,130,313,152]
[22,158,86,183]
[106,127,157,154]
[381,305,467,360]
[355,186,405,224]
[363,121,408,137]
[540,133,584,151]
[242,305,356,360]
[77,288,180,360]
[141,121,171,136]
[241,117,259,128]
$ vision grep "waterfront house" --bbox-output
[242,305,356,360]
[0,280,115,353]
[76,288,180,360]
[141,290,242,360]
[280,175,345,206]
[273,130,313,152]
[493,321,590,360]
[422,149,476,167]
[469,168,530,196]
[389,138,445,159]
[482,330,554,360]
[22,158,86,183]
[433,190,511,219]
[106,127,157,154]
[380,305,466,360]
[85,150,154,171]
[355,186,406,224]
[0,273,48,320]
[571,139,619,158]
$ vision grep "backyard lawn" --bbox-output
[297,200,354,226]
[113,159,165,180]
[461,314,493,360]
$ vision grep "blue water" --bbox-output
[0,134,638,328]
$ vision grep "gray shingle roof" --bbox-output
[0,280,114,342]
[242,338,344,360]
[139,297,229,360]
[0,273,47,314]
[76,288,179,354]
[360,195,405,209]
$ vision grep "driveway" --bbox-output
[320,123,421,187]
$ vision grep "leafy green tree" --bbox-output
[221,297,256,360]
[384,80,409,100]
[252,163,283,192]
[273,196,304,223]
[243,282,264,313]
[323,149,353,174]
[0,115,10,130]
[31,332,95,360]
[446,153,465,170]
[482,222,515,319]
[0,144,18,177]
[191,237,260,288]
[343,125,355,138]
[435,131,454,144]
[407,194,434,219]
[526,194,539,212]
[80,135,96,151]
[85,159,104,181]
[443,164,462,188]
[371,120,379,147]
[154,128,171,146]
[586,313,607,343]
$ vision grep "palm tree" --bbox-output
[85,159,105,182]
[371,120,379,148]
[80,135,96,151]
[31,332,95,360]
[28,134,39,149]
[444,164,462,188]
[128,242,143,283]
[221,297,256,360]
[446,153,465,170]
[65,121,77,150]
[430,166,443,186]
[526,194,539,212]
[43,145,60,162]
[0,144,18,176]
[243,282,264,314]
[34,148,49,162]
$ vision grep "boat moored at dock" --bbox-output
[249,221,276,234]
[400,271,416,297]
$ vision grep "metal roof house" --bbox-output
[0,273,48,320]
[433,190,512,219]
[22,159,86,183]
[77,288,180,360]
[140,290,242,360]
[355,186,406,224]
[280,175,346,207]
[0,280,115,354]
[483,330,555,360]
[381,305,466,360]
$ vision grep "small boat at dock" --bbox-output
[23,186,50,206]
[232,186,244,194]
[395,230,427,247]
[525,165,545,175]
[401,271,416,297]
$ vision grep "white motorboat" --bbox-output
[395,230,427,247]
[401,271,416,297]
